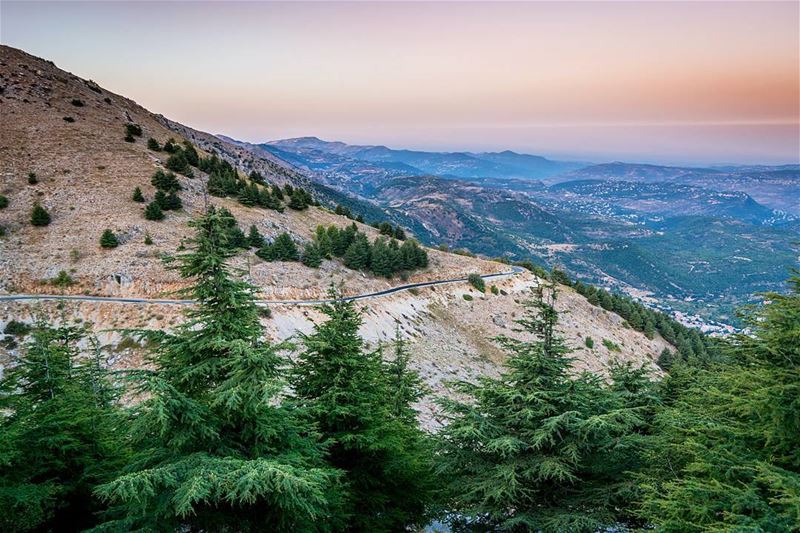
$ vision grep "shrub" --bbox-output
[165,152,192,176]
[490,285,500,295]
[468,273,485,293]
[585,336,595,349]
[147,138,161,151]
[0,225,7,237]
[125,123,142,137]
[144,233,153,245]
[70,98,84,107]
[124,134,135,143]
[30,203,51,226]
[27,172,38,185]
[144,201,164,221]
[132,186,145,203]
[162,138,178,153]
[63,116,75,122]
[3,320,31,337]
[602,338,621,352]
[51,270,75,288]
[0,195,8,209]
[463,294,474,301]
[301,243,323,268]
[100,229,119,248]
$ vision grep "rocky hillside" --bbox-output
[0,45,672,419]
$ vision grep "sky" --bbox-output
[2,1,799,165]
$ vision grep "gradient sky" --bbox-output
[2,1,798,165]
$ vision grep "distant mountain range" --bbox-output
[238,136,799,325]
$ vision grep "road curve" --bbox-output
[0,266,526,307]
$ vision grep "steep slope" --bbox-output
[0,45,672,416]
[0,45,503,299]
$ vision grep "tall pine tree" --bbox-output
[95,209,342,531]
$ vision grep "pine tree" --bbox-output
[0,323,127,532]
[181,141,199,167]
[151,169,182,192]
[147,138,161,151]
[247,224,265,248]
[95,209,342,531]
[290,287,435,531]
[343,233,371,271]
[132,186,145,203]
[637,274,800,531]
[288,189,308,210]
[162,138,178,153]
[271,233,300,261]
[100,229,119,248]
[314,225,333,258]
[166,152,193,177]
[436,281,642,532]
[370,237,396,277]
[30,203,51,226]
[301,242,323,268]
[144,201,164,221]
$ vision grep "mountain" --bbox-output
[0,45,670,414]
[245,136,799,325]
[266,137,586,180]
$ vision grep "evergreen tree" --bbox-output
[370,237,396,277]
[393,226,406,240]
[0,194,8,209]
[151,169,182,192]
[144,201,164,221]
[132,186,145,203]
[314,225,333,258]
[301,243,323,268]
[147,138,161,151]
[247,224,265,248]
[290,288,435,532]
[30,203,51,226]
[182,141,199,167]
[0,323,127,532]
[95,209,342,531]
[271,233,300,261]
[636,274,800,531]
[288,189,308,210]
[155,190,182,211]
[343,234,371,271]
[272,184,285,201]
[436,282,643,532]
[99,229,119,248]
[166,152,193,177]
[162,138,179,153]
[249,170,266,185]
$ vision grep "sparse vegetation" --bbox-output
[490,285,500,295]
[147,137,161,151]
[62,116,75,122]
[585,336,594,349]
[602,338,621,352]
[0,195,8,209]
[70,98,84,107]
[144,232,153,245]
[27,172,38,185]
[51,270,75,287]
[462,293,474,301]
[468,273,485,292]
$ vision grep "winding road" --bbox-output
[0,266,526,307]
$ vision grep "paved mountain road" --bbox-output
[0,266,526,307]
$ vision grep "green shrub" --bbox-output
[147,138,161,151]
[144,201,164,221]
[4,320,31,337]
[27,172,38,185]
[144,233,153,245]
[585,336,594,349]
[125,123,142,137]
[51,270,75,288]
[468,273,485,293]
[132,186,145,203]
[100,229,119,249]
[463,294,474,301]
[71,98,84,107]
[602,338,621,352]
[490,285,500,295]
[30,203,51,226]
[0,195,8,209]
